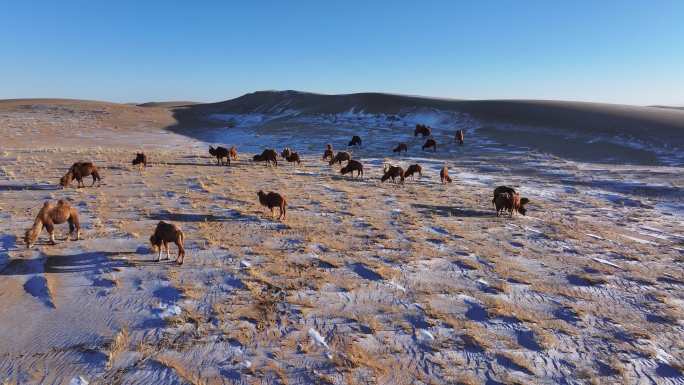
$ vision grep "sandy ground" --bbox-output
[0,100,683,385]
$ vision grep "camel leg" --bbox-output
[270,207,275,218]
[157,246,162,262]
[176,241,185,265]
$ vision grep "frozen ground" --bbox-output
[0,101,683,384]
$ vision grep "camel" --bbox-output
[348,135,362,147]
[149,221,186,264]
[404,164,422,179]
[329,151,352,166]
[381,165,405,184]
[422,138,437,152]
[24,200,81,248]
[492,186,530,217]
[322,144,334,161]
[286,152,301,165]
[456,129,465,145]
[253,149,278,166]
[414,124,431,137]
[440,166,452,184]
[60,162,101,188]
[229,146,239,161]
[393,143,408,153]
[132,153,147,170]
[209,146,230,166]
[340,159,364,178]
[257,190,287,220]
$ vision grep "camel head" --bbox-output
[518,197,530,216]
[59,172,73,188]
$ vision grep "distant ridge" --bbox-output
[181,90,684,137]
[137,101,199,108]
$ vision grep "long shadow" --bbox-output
[0,251,134,276]
[103,165,130,171]
[411,203,491,218]
[0,184,59,191]
[162,161,233,167]
[148,208,261,223]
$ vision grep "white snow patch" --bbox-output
[69,376,89,385]
[417,329,435,342]
[388,281,407,293]
[591,257,621,269]
[157,302,182,319]
[308,328,329,349]
[620,234,656,245]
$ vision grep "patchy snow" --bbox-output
[308,328,329,349]
[592,257,621,269]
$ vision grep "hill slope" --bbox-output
[170,91,684,165]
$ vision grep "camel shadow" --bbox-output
[412,203,492,218]
[163,161,232,167]
[148,208,261,223]
[0,251,134,276]
[0,184,59,191]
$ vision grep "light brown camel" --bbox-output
[24,200,81,248]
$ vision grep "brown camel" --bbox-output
[60,162,101,188]
[149,221,186,264]
[257,190,287,220]
[24,200,81,248]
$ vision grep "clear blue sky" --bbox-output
[1,1,682,105]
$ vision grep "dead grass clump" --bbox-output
[454,258,480,271]
[572,273,608,286]
[154,355,207,385]
[496,352,535,375]
[106,327,129,369]
[329,335,388,377]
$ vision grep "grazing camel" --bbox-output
[322,144,334,161]
[209,146,230,165]
[229,146,239,161]
[149,221,186,265]
[414,124,431,137]
[329,151,352,166]
[253,149,278,166]
[422,138,437,152]
[348,135,362,147]
[393,143,408,153]
[281,147,293,159]
[132,153,147,170]
[286,152,301,165]
[60,162,101,188]
[456,129,465,145]
[340,159,364,178]
[381,165,405,184]
[492,186,529,217]
[24,200,81,248]
[404,164,422,179]
[257,190,287,220]
[440,166,452,184]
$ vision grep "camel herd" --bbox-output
[22,124,530,265]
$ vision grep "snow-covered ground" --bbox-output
[0,104,683,384]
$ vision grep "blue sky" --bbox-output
[1,1,682,105]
